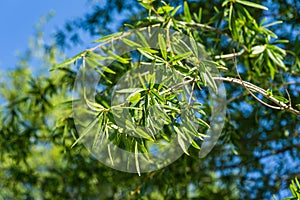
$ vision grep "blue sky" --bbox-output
[0,0,91,72]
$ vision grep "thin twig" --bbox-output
[213,76,300,116]
[232,49,289,111]
[178,21,226,36]
[285,89,292,107]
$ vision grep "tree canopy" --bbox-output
[0,0,300,199]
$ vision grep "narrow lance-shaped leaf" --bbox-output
[170,51,193,62]
[190,37,199,58]
[228,3,233,31]
[137,48,155,60]
[266,49,285,68]
[184,1,192,22]
[200,64,218,94]
[150,90,164,103]
[251,45,266,55]
[116,88,145,94]
[50,52,83,71]
[122,38,142,48]
[136,31,150,48]
[71,112,103,148]
[107,50,130,64]
[108,143,114,166]
[136,127,154,141]
[135,141,141,176]
[235,0,268,10]
[158,33,167,60]
[86,50,106,61]
[92,114,105,148]
[175,127,190,155]
[273,95,289,103]
[94,32,124,43]
[171,5,181,17]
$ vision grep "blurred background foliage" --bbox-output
[0,0,299,199]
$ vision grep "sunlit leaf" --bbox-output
[129,92,141,104]
[136,127,154,141]
[184,1,192,22]
[135,141,141,176]
[116,88,145,94]
[94,32,124,43]
[50,52,83,71]
[251,45,266,55]
[122,38,142,47]
[157,5,174,14]
[107,50,130,64]
[236,0,268,10]
[170,51,193,62]
[273,95,289,103]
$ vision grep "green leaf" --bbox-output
[150,90,164,103]
[204,68,218,93]
[136,32,150,48]
[160,104,180,113]
[136,127,154,141]
[273,95,289,103]
[92,114,105,148]
[263,20,283,28]
[175,127,190,155]
[137,48,156,60]
[197,7,202,23]
[129,92,141,104]
[197,118,210,128]
[107,50,130,64]
[222,0,230,7]
[184,1,192,22]
[157,5,174,14]
[251,45,266,55]
[94,32,124,43]
[296,104,300,110]
[267,58,275,80]
[122,38,142,47]
[190,37,199,58]
[158,33,167,60]
[135,141,141,176]
[102,66,116,74]
[71,112,103,148]
[170,51,193,62]
[171,5,181,17]
[83,88,105,111]
[191,140,201,150]
[50,52,83,71]
[86,50,106,60]
[266,49,285,68]
[266,89,273,96]
[108,143,114,166]
[235,0,268,10]
[228,3,233,31]
[139,2,152,10]
[116,88,145,94]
